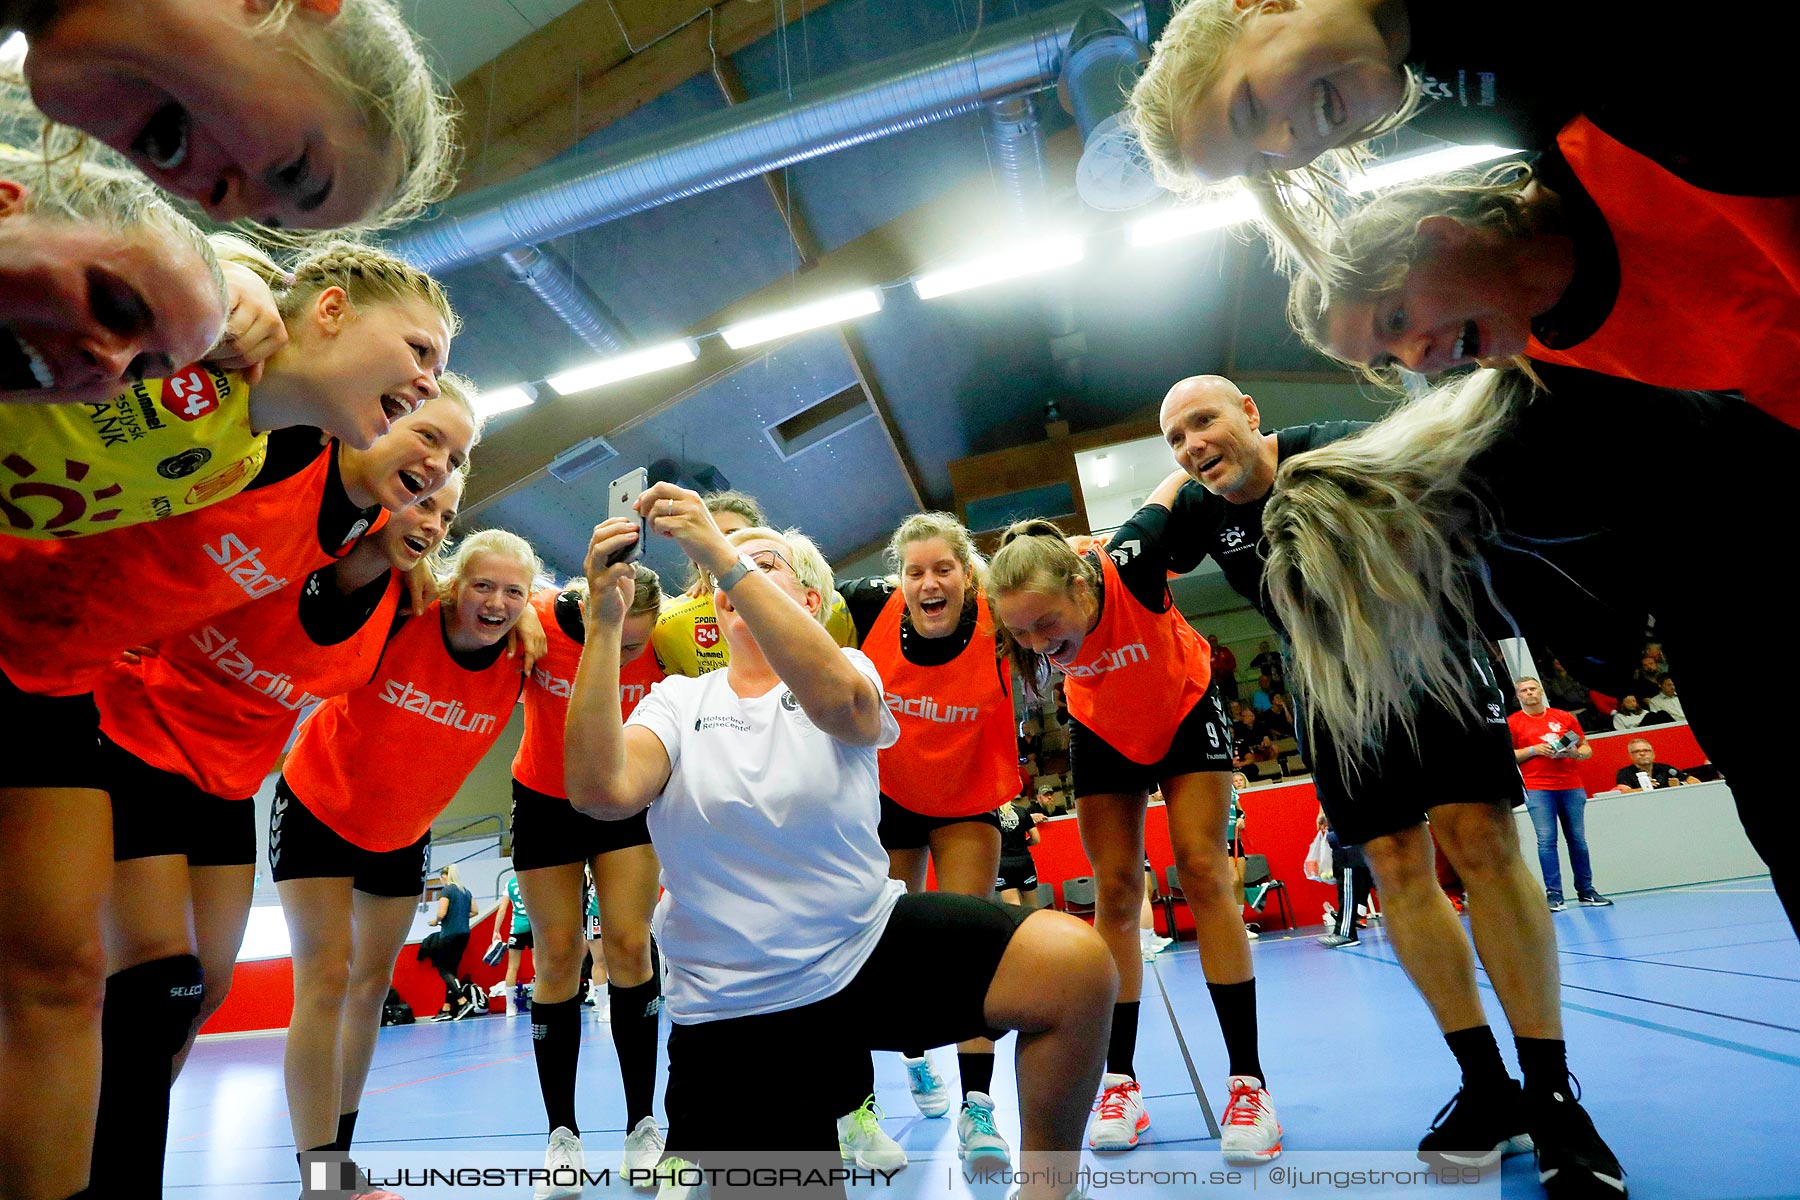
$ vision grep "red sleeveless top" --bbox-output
[1063,552,1211,765]
[0,443,380,696]
[1527,116,1800,425]
[95,571,403,799]
[283,600,525,851]
[511,588,665,799]
[861,590,1023,817]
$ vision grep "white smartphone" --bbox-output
[606,467,648,566]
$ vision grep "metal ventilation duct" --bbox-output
[499,244,632,354]
[390,0,1148,274]
[986,94,1048,223]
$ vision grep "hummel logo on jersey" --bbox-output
[189,625,327,713]
[203,532,288,599]
[884,692,980,724]
[1062,643,1150,677]
[378,678,498,734]
[1109,539,1141,567]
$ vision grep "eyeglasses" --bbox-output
[746,547,796,577]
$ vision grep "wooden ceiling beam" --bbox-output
[454,0,847,194]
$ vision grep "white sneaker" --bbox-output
[506,996,518,1017]
[533,1126,585,1199]
[654,1157,704,1200]
[1088,1073,1150,1150]
[837,1096,908,1170]
[957,1091,1011,1168]
[1139,930,1173,960]
[1220,1075,1283,1163]
[621,1115,665,1189]
[902,1053,950,1117]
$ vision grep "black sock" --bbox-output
[78,955,204,1199]
[1444,1026,1513,1094]
[958,1051,995,1098]
[1515,1036,1569,1100]
[608,976,662,1128]
[531,996,582,1135]
[1207,979,1265,1084]
[334,1109,359,1152]
[1106,1001,1141,1079]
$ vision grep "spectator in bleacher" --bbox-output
[1508,679,1610,912]
[1250,641,1284,690]
[1249,674,1277,714]
[1542,658,1592,719]
[1611,694,1651,731]
[1257,694,1296,741]
[1613,739,1700,792]
[1647,678,1685,722]
[1229,701,1259,753]
[1210,636,1240,701]
[1628,655,1668,705]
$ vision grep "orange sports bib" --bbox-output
[862,591,1023,817]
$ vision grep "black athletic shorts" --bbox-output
[99,733,258,866]
[995,853,1039,893]
[662,892,1034,1163]
[511,778,653,871]
[0,667,104,791]
[1069,685,1233,798]
[269,775,428,898]
[1298,651,1524,847]
[507,929,534,951]
[876,794,1003,851]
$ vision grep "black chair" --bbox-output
[1060,875,1097,919]
[1024,885,1055,910]
[1241,854,1293,929]
[1161,864,1187,938]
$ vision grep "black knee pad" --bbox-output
[105,954,205,1052]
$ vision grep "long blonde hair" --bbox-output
[1126,0,1423,277]
[986,518,1101,703]
[1260,368,1526,768]
[250,0,459,232]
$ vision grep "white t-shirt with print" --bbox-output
[627,647,904,1023]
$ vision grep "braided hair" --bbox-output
[277,238,456,334]
[987,518,1102,703]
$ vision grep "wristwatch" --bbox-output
[714,554,757,592]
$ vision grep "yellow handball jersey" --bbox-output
[0,364,266,539]
[652,586,859,677]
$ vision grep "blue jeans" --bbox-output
[1524,788,1593,898]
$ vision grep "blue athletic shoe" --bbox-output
[903,1053,951,1117]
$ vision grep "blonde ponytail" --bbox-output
[1260,368,1529,769]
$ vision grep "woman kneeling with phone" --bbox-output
[563,482,1116,1200]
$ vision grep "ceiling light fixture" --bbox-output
[1092,453,1112,489]
[545,339,701,396]
[911,235,1086,300]
[1127,189,1260,247]
[473,384,535,417]
[1348,143,1520,193]
[720,289,885,350]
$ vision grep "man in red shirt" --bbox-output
[1209,635,1239,701]
[1508,677,1612,912]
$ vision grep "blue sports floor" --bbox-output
[168,879,1799,1199]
